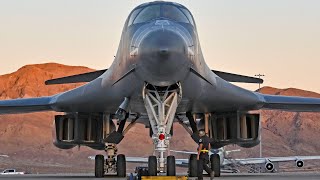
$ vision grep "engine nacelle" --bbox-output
[296,159,304,168]
[53,113,116,150]
[265,162,274,172]
[208,112,260,148]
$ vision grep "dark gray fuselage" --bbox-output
[51,2,262,118]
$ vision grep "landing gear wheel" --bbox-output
[148,156,157,176]
[189,154,197,177]
[117,154,126,177]
[211,154,221,177]
[95,154,104,178]
[167,156,176,176]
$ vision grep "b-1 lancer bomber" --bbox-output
[1,1,320,178]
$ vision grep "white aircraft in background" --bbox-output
[169,148,320,175]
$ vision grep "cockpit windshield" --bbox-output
[128,3,195,26]
[133,5,161,24]
[161,5,189,23]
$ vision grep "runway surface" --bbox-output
[0,172,320,179]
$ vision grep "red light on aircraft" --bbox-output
[159,134,165,140]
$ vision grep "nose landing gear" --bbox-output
[143,83,182,176]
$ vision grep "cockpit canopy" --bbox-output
[128,2,195,26]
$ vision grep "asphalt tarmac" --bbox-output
[0,172,320,179]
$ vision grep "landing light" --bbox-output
[159,134,165,140]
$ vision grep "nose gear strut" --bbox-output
[142,83,182,175]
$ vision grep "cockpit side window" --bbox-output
[128,8,142,25]
[133,5,161,24]
[180,8,195,26]
[162,5,189,24]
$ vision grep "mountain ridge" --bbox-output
[0,63,319,173]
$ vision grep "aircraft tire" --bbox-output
[95,154,104,178]
[189,154,197,177]
[167,155,176,176]
[117,154,126,177]
[211,154,221,177]
[148,156,157,176]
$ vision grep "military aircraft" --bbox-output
[1,1,320,178]
[169,148,320,175]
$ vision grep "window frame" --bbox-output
[160,4,190,24]
[131,4,161,25]
[128,3,195,26]
[128,8,143,26]
[179,8,195,26]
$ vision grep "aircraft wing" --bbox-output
[231,156,320,165]
[212,70,263,84]
[258,93,320,112]
[0,96,55,114]
[45,69,107,85]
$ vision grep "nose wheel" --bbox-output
[148,156,157,176]
[147,155,176,176]
[167,155,176,176]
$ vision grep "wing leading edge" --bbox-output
[212,70,263,84]
[233,156,320,165]
[45,69,107,85]
[258,93,320,112]
[0,96,55,114]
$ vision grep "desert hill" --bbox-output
[0,63,94,99]
[0,63,319,173]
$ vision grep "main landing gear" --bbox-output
[188,154,221,178]
[143,83,181,176]
[178,113,221,178]
[211,154,221,177]
[94,112,139,178]
[94,144,126,178]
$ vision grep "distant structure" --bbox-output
[255,74,265,158]
[255,74,265,90]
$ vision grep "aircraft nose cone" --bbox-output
[139,29,188,76]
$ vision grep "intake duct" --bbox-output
[265,161,274,172]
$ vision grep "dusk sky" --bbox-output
[0,0,319,92]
